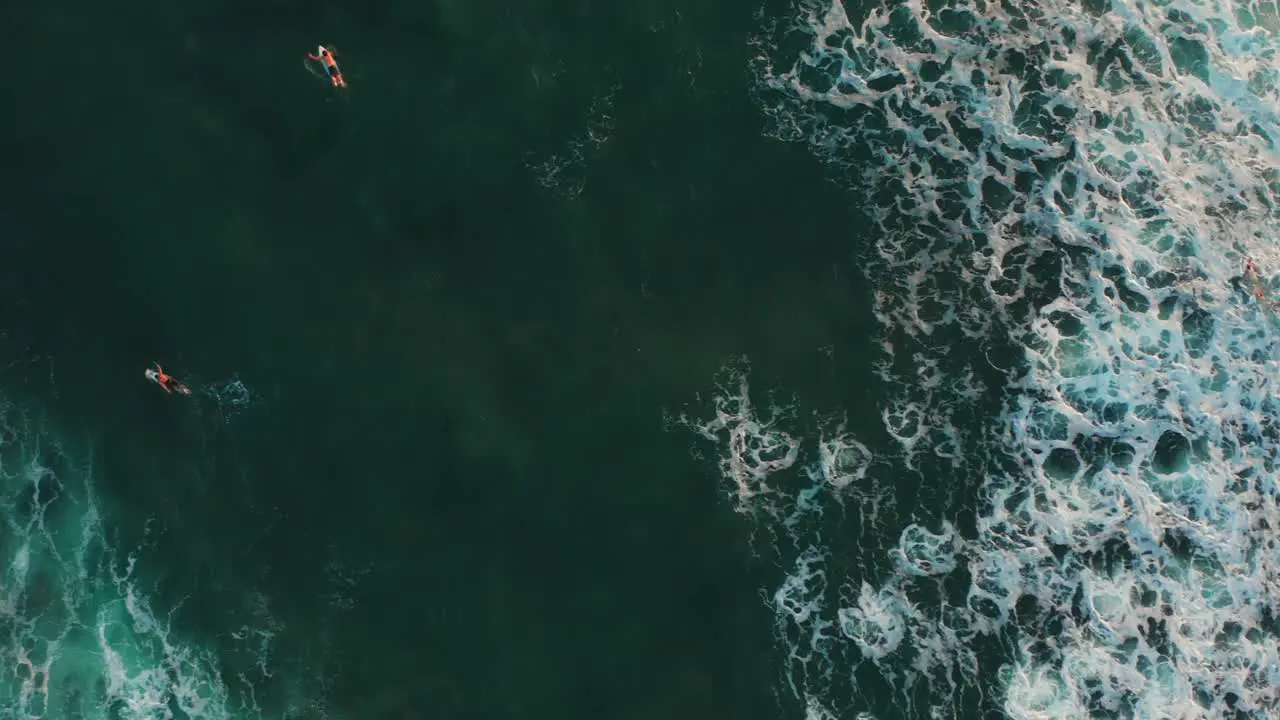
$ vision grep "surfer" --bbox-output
[1243,258,1273,304]
[146,363,192,396]
[1239,258,1280,316]
[1245,259,1268,300]
[305,45,347,89]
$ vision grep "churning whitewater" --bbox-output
[0,391,343,720]
[684,0,1280,717]
[0,407,269,720]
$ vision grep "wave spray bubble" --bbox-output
[198,374,262,425]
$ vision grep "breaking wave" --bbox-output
[684,0,1280,717]
[0,402,337,719]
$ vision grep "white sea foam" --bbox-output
[0,404,326,719]
[686,0,1280,716]
[526,84,620,199]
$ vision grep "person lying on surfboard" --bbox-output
[146,363,192,396]
[305,45,347,89]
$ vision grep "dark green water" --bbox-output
[0,0,886,717]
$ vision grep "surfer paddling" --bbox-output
[305,45,347,89]
[146,363,192,396]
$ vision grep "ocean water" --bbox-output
[1,0,858,718]
[1,0,1278,717]
[681,0,1280,717]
